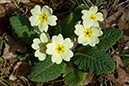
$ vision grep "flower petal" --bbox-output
[81,10,90,20]
[88,36,99,47]
[40,33,49,43]
[82,38,89,46]
[62,50,73,61]
[95,12,103,21]
[38,22,48,32]
[46,15,57,26]
[83,19,94,28]
[29,16,39,26]
[63,38,73,49]
[51,53,62,64]
[35,50,46,61]
[91,27,103,36]
[31,38,41,50]
[52,34,64,45]
[89,6,98,14]
[46,43,56,55]
[74,24,84,36]
[42,5,53,16]
[31,5,41,16]
[93,21,99,27]
[78,35,85,44]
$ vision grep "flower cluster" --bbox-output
[30,5,103,64]
[74,6,103,47]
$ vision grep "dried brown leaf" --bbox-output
[0,5,5,17]
[117,20,129,30]
[2,43,17,59]
[106,11,123,28]
[81,73,94,86]
[105,56,129,86]
[2,35,27,59]
[0,0,11,3]
[0,60,15,75]
[99,9,108,29]
[9,61,31,81]
[18,76,31,86]
[118,6,128,22]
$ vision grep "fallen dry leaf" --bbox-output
[106,11,123,28]
[0,5,5,18]
[104,56,129,86]
[0,60,15,75]
[0,0,11,3]
[0,0,30,4]
[99,9,108,29]
[2,43,17,59]
[81,73,94,86]
[9,61,31,81]
[118,6,128,22]
[2,35,27,59]
[117,20,129,30]
[18,76,31,86]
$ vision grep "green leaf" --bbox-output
[74,46,116,75]
[60,5,89,38]
[96,29,123,50]
[10,16,40,45]
[30,57,66,82]
[121,49,129,67]
[62,64,85,86]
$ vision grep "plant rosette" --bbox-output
[81,6,103,25]
[29,5,58,32]
[74,19,103,47]
[9,4,124,86]
[46,34,74,64]
[31,32,50,61]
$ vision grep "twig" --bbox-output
[12,0,25,13]
[116,0,129,7]
[85,0,94,7]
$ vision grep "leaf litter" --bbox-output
[0,0,129,86]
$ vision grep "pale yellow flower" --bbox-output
[31,33,49,61]
[46,34,73,64]
[74,19,103,47]
[29,5,57,32]
[81,6,103,24]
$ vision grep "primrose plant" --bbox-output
[9,4,123,86]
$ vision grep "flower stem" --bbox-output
[71,38,78,50]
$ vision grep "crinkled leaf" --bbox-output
[96,28,123,50]
[62,64,85,86]
[74,46,115,75]
[10,16,40,45]
[30,57,66,82]
[60,5,89,38]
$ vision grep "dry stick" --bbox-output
[85,0,94,7]
[0,81,8,86]
[124,3,129,9]
[12,0,25,13]
[116,0,129,7]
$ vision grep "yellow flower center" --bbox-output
[41,43,47,52]
[38,13,48,23]
[55,44,65,54]
[83,28,93,38]
[89,14,96,21]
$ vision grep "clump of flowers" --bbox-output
[29,5,58,32]
[9,3,123,86]
[30,5,104,63]
[74,6,103,47]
